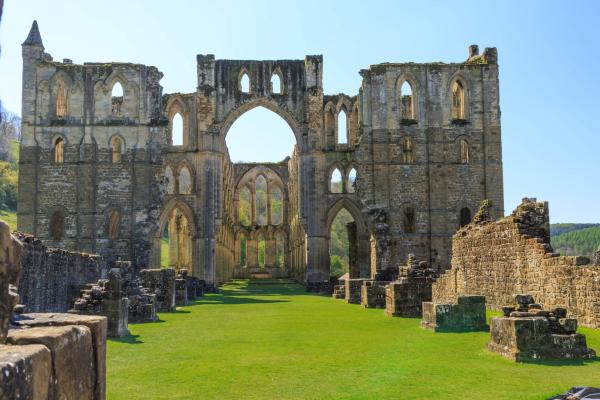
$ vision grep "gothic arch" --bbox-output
[155,198,197,240]
[396,72,419,120]
[220,98,303,148]
[448,72,471,120]
[166,95,190,147]
[325,197,367,238]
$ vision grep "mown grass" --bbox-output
[0,210,17,231]
[106,280,600,399]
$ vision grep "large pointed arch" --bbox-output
[325,197,367,237]
[220,98,303,149]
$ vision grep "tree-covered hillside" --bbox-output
[551,225,600,258]
[550,223,600,237]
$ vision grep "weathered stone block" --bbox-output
[7,325,95,400]
[345,279,367,304]
[361,281,389,309]
[140,268,176,312]
[0,344,51,400]
[421,295,487,332]
[15,313,107,400]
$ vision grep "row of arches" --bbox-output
[396,75,467,121]
[238,68,284,95]
[238,232,285,268]
[324,101,358,146]
[238,174,284,226]
[329,166,357,194]
[49,207,123,241]
[164,165,193,195]
[51,135,127,164]
[54,78,126,119]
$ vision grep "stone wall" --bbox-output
[433,198,600,328]
[17,233,108,313]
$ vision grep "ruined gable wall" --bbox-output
[433,200,600,328]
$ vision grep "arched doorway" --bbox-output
[152,200,196,274]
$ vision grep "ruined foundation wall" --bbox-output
[17,233,107,312]
[433,199,600,328]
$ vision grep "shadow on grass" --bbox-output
[518,356,599,367]
[109,333,143,345]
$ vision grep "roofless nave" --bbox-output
[18,20,504,287]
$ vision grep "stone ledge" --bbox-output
[0,344,51,400]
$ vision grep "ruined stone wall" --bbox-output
[433,199,600,328]
[17,233,107,312]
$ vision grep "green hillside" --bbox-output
[551,225,600,258]
[550,223,600,237]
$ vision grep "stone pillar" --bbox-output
[346,222,358,278]
[247,238,258,268]
[306,236,329,282]
[0,220,23,343]
[265,239,276,268]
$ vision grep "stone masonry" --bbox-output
[0,218,107,400]
[18,21,504,286]
[385,255,438,317]
[433,198,600,328]
[421,295,487,332]
[488,294,596,361]
[139,268,176,313]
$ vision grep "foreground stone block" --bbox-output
[361,281,390,309]
[0,344,51,400]
[421,295,487,332]
[16,313,107,400]
[488,295,596,361]
[345,279,367,304]
[7,325,95,400]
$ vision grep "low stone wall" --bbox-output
[17,233,108,313]
[433,199,600,328]
[139,268,176,312]
[345,279,367,304]
[421,296,487,332]
[361,281,389,309]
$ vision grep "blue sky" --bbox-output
[1,0,599,222]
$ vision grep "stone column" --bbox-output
[265,239,276,268]
[346,222,358,278]
[247,238,258,268]
[306,236,329,282]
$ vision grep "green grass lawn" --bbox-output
[0,210,17,231]
[106,280,600,399]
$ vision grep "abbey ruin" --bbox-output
[17,21,504,286]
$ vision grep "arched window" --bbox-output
[271,186,283,225]
[452,80,465,119]
[276,234,284,267]
[179,166,192,194]
[56,80,68,118]
[401,137,414,164]
[346,168,357,193]
[111,82,124,116]
[172,113,183,146]
[111,136,122,163]
[330,168,343,193]
[337,109,348,144]
[400,81,414,120]
[325,107,335,147]
[239,234,247,266]
[239,186,252,226]
[460,139,470,164]
[255,175,268,225]
[403,207,416,233]
[460,207,472,227]
[258,234,266,267]
[271,72,282,94]
[350,104,359,145]
[54,138,64,164]
[164,166,175,194]
[50,210,64,240]
[107,209,121,239]
[240,72,250,93]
